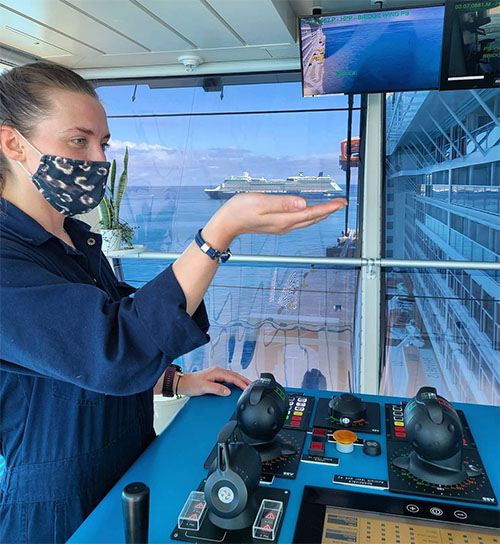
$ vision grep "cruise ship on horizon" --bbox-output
[204,171,344,199]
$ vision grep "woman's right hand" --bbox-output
[201,193,348,252]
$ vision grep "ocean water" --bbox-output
[120,186,358,388]
[322,18,443,94]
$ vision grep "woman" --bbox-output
[0,62,346,543]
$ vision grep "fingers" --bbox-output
[206,367,251,391]
[262,198,347,234]
[180,367,251,397]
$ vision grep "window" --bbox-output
[383,89,500,406]
[96,75,362,391]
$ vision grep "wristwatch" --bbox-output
[194,229,231,264]
[162,364,184,397]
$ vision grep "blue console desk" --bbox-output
[69,389,500,543]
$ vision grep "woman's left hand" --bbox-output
[176,366,251,397]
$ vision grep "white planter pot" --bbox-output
[100,229,121,253]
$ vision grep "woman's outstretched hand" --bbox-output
[172,193,348,316]
[202,193,348,251]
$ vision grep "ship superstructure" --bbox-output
[205,171,343,199]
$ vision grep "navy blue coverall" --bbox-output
[0,198,210,542]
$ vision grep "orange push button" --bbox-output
[333,430,357,453]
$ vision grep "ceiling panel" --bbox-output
[0,0,146,54]
[138,0,243,49]
[0,4,102,57]
[209,0,296,45]
[63,0,194,52]
[44,44,276,69]
[0,25,72,58]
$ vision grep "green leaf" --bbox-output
[98,196,112,228]
[109,159,116,201]
[115,146,129,222]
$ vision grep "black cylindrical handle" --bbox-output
[122,482,150,544]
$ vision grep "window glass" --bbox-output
[96,76,361,390]
[382,267,499,405]
[383,89,500,406]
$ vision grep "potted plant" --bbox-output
[99,146,136,252]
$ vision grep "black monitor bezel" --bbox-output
[298,3,447,97]
[293,485,500,544]
[439,0,500,91]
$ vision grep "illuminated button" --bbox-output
[454,510,467,520]
[333,430,357,454]
[393,415,404,421]
[297,397,307,402]
[292,416,302,421]
[394,421,405,427]
[293,411,303,416]
[395,431,407,438]
[308,441,325,456]
[290,421,300,426]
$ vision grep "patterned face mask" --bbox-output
[16,131,110,216]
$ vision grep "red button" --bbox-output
[313,428,327,437]
[309,442,324,450]
[292,416,302,421]
[290,421,300,426]
[395,431,406,437]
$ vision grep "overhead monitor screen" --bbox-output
[300,5,446,96]
[440,0,500,90]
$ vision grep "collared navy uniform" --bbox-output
[0,199,210,543]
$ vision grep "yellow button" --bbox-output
[394,421,405,427]
[87,238,96,246]
[293,411,303,416]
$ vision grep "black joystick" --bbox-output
[236,373,296,461]
[329,393,367,427]
[122,482,150,544]
[393,386,483,485]
[205,421,262,531]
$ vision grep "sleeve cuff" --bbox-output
[133,265,210,359]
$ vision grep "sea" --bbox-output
[322,14,444,94]
[119,184,359,389]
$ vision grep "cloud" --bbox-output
[106,139,354,187]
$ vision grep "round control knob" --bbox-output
[328,393,367,427]
[363,439,381,456]
[333,429,357,453]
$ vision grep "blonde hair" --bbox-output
[0,62,98,193]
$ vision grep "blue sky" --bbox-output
[97,81,360,187]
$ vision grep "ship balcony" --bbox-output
[417,184,500,215]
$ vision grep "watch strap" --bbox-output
[194,229,231,264]
[162,364,183,397]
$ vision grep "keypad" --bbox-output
[284,394,314,431]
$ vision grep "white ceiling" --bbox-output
[0,0,440,79]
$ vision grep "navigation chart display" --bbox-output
[299,5,446,96]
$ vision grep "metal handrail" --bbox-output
[112,251,500,271]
